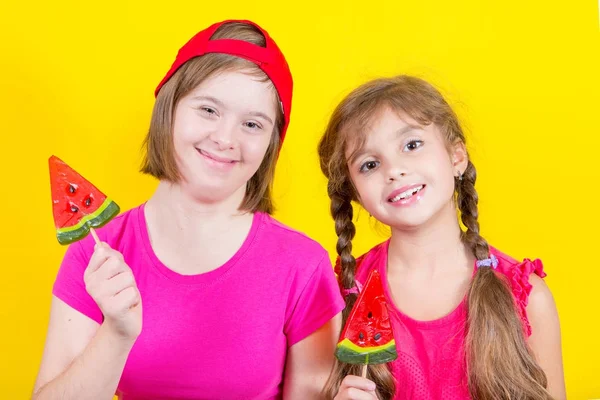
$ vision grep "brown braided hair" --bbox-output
[318,75,551,399]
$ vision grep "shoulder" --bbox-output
[252,213,334,284]
[489,246,551,336]
[490,246,547,297]
[334,240,389,282]
[92,204,142,242]
[258,213,329,260]
[526,273,558,326]
[66,204,142,253]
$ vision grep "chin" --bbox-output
[379,210,435,231]
[195,188,237,204]
[181,178,236,201]
[389,219,428,231]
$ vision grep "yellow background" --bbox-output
[1,0,598,398]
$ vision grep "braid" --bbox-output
[457,160,551,399]
[456,160,490,260]
[329,180,357,305]
[322,179,396,399]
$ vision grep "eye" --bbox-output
[403,140,424,152]
[244,121,262,130]
[359,160,380,173]
[200,107,217,116]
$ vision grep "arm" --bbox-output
[33,243,142,400]
[526,275,566,400]
[32,297,134,400]
[283,312,342,399]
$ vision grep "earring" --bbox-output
[456,171,463,181]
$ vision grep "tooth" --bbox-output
[391,186,424,202]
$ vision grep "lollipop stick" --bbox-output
[361,364,368,378]
[89,227,100,245]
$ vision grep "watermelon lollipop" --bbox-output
[49,156,120,245]
[336,269,397,375]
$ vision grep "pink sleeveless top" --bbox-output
[339,240,546,400]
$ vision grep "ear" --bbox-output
[451,140,469,176]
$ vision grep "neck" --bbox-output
[387,201,472,274]
[145,180,251,238]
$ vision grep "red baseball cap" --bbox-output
[155,20,293,145]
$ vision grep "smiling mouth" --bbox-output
[196,148,238,164]
[388,185,425,203]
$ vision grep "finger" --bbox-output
[95,257,128,281]
[85,242,112,278]
[108,271,137,296]
[340,387,377,400]
[339,375,377,393]
[113,286,141,309]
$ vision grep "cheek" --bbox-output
[426,150,454,180]
[352,176,378,205]
[430,159,457,197]
[243,135,272,162]
[347,170,363,195]
[173,108,212,143]
[172,106,189,136]
[172,130,195,160]
[172,117,195,146]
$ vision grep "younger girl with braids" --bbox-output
[318,75,565,400]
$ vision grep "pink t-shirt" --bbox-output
[344,240,546,400]
[53,204,345,400]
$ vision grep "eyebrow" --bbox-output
[247,111,273,125]
[192,95,225,108]
[192,95,274,125]
[348,125,422,165]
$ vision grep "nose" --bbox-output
[209,121,236,151]
[385,161,407,183]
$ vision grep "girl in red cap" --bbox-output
[318,76,565,400]
[34,20,344,400]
